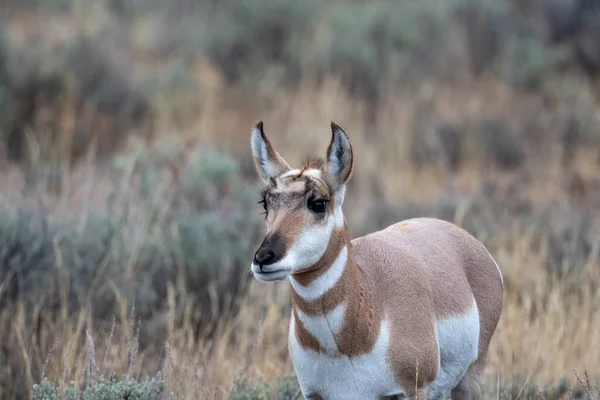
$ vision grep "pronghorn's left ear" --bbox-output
[251,121,291,183]
[325,122,353,190]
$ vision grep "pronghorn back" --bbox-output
[249,121,503,400]
[351,217,503,395]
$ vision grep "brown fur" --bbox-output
[289,217,503,393]
[250,121,503,398]
[397,223,413,232]
[258,164,502,394]
[292,308,324,353]
[267,212,304,249]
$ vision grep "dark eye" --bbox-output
[308,199,328,214]
[258,198,268,216]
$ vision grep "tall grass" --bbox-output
[0,0,600,398]
[1,82,598,398]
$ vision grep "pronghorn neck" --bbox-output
[288,220,378,356]
[291,218,351,285]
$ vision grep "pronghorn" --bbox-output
[249,121,503,400]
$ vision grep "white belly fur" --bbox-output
[289,315,406,400]
[427,299,480,400]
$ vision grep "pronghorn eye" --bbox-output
[308,199,328,214]
[258,198,268,216]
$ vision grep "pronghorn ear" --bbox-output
[250,121,291,183]
[325,122,353,190]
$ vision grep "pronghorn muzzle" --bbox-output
[253,232,286,270]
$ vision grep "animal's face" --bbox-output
[249,122,353,281]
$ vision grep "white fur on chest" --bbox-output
[289,316,406,400]
[296,302,347,353]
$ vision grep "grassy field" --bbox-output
[1,0,600,398]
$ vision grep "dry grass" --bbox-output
[4,282,294,399]
[9,268,600,399]
[2,82,600,398]
[2,2,600,399]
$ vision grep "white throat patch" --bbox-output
[290,245,348,301]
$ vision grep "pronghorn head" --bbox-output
[250,121,353,281]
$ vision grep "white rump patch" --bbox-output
[427,300,480,399]
[296,302,346,353]
[290,245,348,301]
[289,317,405,400]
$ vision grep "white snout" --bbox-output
[251,263,291,281]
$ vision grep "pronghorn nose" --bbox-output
[254,248,275,266]
[253,233,285,267]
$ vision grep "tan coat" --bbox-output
[250,121,503,400]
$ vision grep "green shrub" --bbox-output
[229,375,300,400]
[500,31,569,91]
[0,20,8,105]
[31,374,166,400]
[201,0,319,84]
[0,142,265,396]
[0,141,263,347]
[0,33,149,165]
[475,119,525,170]
[0,209,61,306]
[453,0,508,75]
[141,62,203,129]
[320,1,449,101]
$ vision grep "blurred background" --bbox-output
[1,0,599,398]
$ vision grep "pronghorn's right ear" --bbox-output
[250,121,291,183]
[325,122,353,191]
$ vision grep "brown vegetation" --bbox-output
[1,0,599,398]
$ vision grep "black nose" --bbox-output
[253,233,285,268]
[254,248,275,266]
